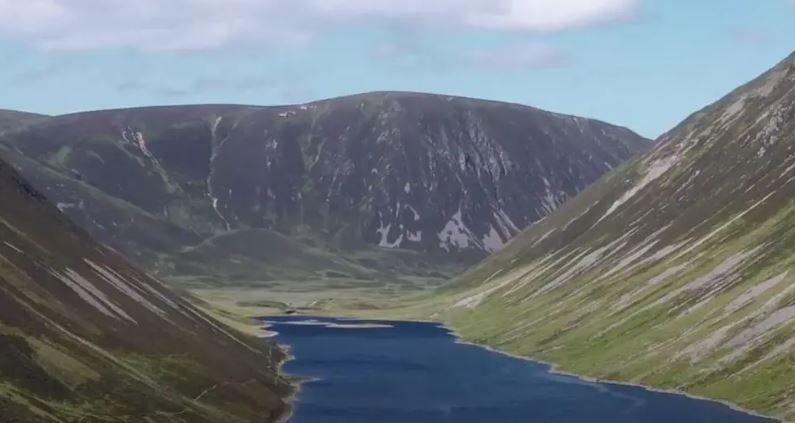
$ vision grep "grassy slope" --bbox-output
[0,157,292,421]
[406,53,795,421]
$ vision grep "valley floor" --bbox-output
[192,283,790,423]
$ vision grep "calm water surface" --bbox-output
[265,316,775,423]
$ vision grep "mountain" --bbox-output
[0,154,291,419]
[0,109,48,134]
[0,92,649,287]
[434,52,795,419]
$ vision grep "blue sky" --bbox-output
[0,0,793,138]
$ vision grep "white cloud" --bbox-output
[0,0,640,52]
[463,0,639,31]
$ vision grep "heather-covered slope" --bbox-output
[0,93,648,287]
[435,52,795,419]
[0,157,291,421]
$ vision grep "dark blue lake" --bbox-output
[264,316,775,423]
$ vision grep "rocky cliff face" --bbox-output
[437,52,795,420]
[207,92,648,254]
[0,155,290,421]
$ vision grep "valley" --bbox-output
[0,93,650,422]
[1,3,794,423]
[198,51,795,423]
[0,53,793,423]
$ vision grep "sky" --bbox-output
[0,0,793,138]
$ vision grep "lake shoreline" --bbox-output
[269,320,326,423]
[273,343,299,423]
[441,324,782,423]
[262,314,781,423]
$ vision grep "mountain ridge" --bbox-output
[28,90,640,129]
[0,109,49,134]
[0,92,649,288]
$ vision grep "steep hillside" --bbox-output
[0,93,648,287]
[0,156,291,421]
[436,52,795,419]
